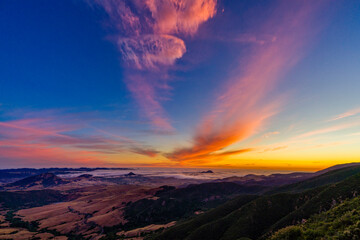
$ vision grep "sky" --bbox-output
[1,0,360,171]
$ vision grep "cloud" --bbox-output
[260,146,287,153]
[94,0,217,130]
[166,147,254,166]
[329,107,360,121]
[130,147,159,157]
[167,1,325,165]
[118,34,186,70]
[0,109,160,166]
[296,122,360,139]
[262,131,280,138]
[145,0,217,36]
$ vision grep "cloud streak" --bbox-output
[0,109,160,167]
[330,107,360,121]
[167,1,326,165]
[95,0,217,130]
[296,122,360,139]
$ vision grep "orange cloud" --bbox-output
[167,1,325,165]
[169,148,255,166]
[145,0,217,36]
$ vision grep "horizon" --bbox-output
[1,0,360,171]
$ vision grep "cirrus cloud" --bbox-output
[167,0,327,165]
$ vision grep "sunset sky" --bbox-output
[1,0,360,171]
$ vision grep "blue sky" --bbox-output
[1,0,360,170]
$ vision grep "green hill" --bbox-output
[269,196,360,240]
[263,172,360,238]
[124,182,268,229]
[265,165,360,195]
[150,166,360,240]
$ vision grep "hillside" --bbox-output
[0,190,68,210]
[269,196,360,239]
[265,165,360,194]
[150,166,360,240]
[5,173,69,189]
[123,182,268,229]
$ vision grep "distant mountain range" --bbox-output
[0,167,132,182]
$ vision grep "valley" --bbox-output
[1,164,360,239]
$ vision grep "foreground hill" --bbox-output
[150,165,360,240]
[269,196,360,239]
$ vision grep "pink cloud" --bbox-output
[296,122,360,139]
[330,107,360,121]
[145,0,217,35]
[167,1,326,164]
[0,110,160,167]
[94,0,217,130]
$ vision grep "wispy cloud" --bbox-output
[166,147,254,166]
[329,107,360,121]
[94,0,217,130]
[167,1,326,165]
[0,109,160,167]
[296,122,360,139]
[260,145,287,153]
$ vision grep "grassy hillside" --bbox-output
[147,195,258,240]
[151,166,360,240]
[124,182,268,229]
[150,187,324,240]
[269,196,360,240]
[264,172,360,237]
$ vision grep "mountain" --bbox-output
[265,165,360,195]
[5,173,69,189]
[315,162,360,175]
[0,167,133,183]
[215,172,314,187]
[150,165,360,240]
[215,163,360,189]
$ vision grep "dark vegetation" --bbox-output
[5,211,39,232]
[0,189,67,210]
[270,197,360,239]
[124,182,268,229]
[5,211,86,240]
[149,165,360,240]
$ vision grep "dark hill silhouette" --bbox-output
[6,173,69,189]
[150,165,360,240]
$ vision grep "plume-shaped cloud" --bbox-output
[94,0,217,130]
[167,1,325,165]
